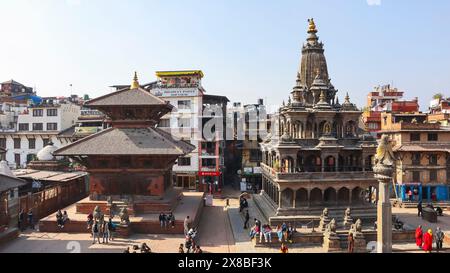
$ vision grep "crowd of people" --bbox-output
[415,225,445,252]
[91,218,116,244]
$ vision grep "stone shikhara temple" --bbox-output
[258,19,379,225]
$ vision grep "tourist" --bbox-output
[102,221,110,244]
[56,210,63,228]
[124,247,130,253]
[243,210,250,229]
[281,222,288,241]
[168,211,175,229]
[348,233,354,253]
[422,229,433,253]
[435,227,444,252]
[436,206,443,216]
[286,223,294,243]
[415,225,423,248]
[87,212,94,230]
[178,244,184,253]
[27,209,33,229]
[61,211,70,228]
[132,245,140,252]
[108,218,115,241]
[185,236,193,253]
[280,243,288,253]
[92,220,101,244]
[184,216,191,235]
[263,225,272,243]
[417,201,423,217]
[159,212,167,229]
[18,209,25,231]
[194,245,203,253]
[141,243,151,253]
[276,225,283,242]
[413,188,419,201]
[249,224,260,240]
[407,189,413,202]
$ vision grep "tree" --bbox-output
[433,93,444,100]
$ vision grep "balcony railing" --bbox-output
[261,163,375,181]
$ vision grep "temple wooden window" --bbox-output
[412,153,421,165]
[429,170,437,182]
[98,160,109,168]
[427,133,438,141]
[120,157,132,168]
[412,171,420,182]
[429,154,438,166]
[410,133,420,141]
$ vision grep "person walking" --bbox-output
[415,225,423,248]
[423,229,433,253]
[348,233,355,253]
[102,221,110,244]
[184,216,191,235]
[92,220,101,244]
[27,209,34,230]
[435,227,444,252]
[417,201,423,217]
[18,209,25,231]
[243,210,250,229]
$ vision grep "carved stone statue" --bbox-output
[325,218,337,236]
[343,207,354,229]
[350,219,363,235]
[93,205,103,222]
[319,207,331,231]
[374,135,395,167]
[119,207,130,225]
[373,134,396,180]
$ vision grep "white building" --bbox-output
[0,97,80,168]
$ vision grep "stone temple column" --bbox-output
[373,135,395,253]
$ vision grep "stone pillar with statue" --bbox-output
[373,135,395,253]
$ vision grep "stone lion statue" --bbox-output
[119,207,130,225]
[322,208,329,218]
[345,208,351,218]
[326,218,337,235]
[351,219,363,234]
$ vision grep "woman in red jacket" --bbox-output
[415,225,423,248]
[422,229,433,253]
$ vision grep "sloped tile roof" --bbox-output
[54,127,195,156]
[86,87,171,107]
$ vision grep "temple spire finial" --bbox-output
[130,71,140,89]
[308,18,318,34]
[345,92,350,103]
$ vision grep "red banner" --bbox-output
[199,171,221,177]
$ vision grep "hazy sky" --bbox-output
[1,0,449,111]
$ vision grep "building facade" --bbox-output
[0,97,80,168]
[381,112,450,203]
[362,85,419,137]
[258,19,378,224]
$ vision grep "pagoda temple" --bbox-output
[257,19,379,225]
[54,73,195,205]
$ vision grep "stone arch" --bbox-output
[310,188,322,205]
[324,187,337,204]
[352,187,363,204]
[337,187,350,205]
[295,188,308,207]
[281,188,294,208]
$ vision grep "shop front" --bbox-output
[397,183,450,202]
[198,171,222,194]
[174,172,197,190]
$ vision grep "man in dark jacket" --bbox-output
[18,210,25,231]
[244,210,250,229]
